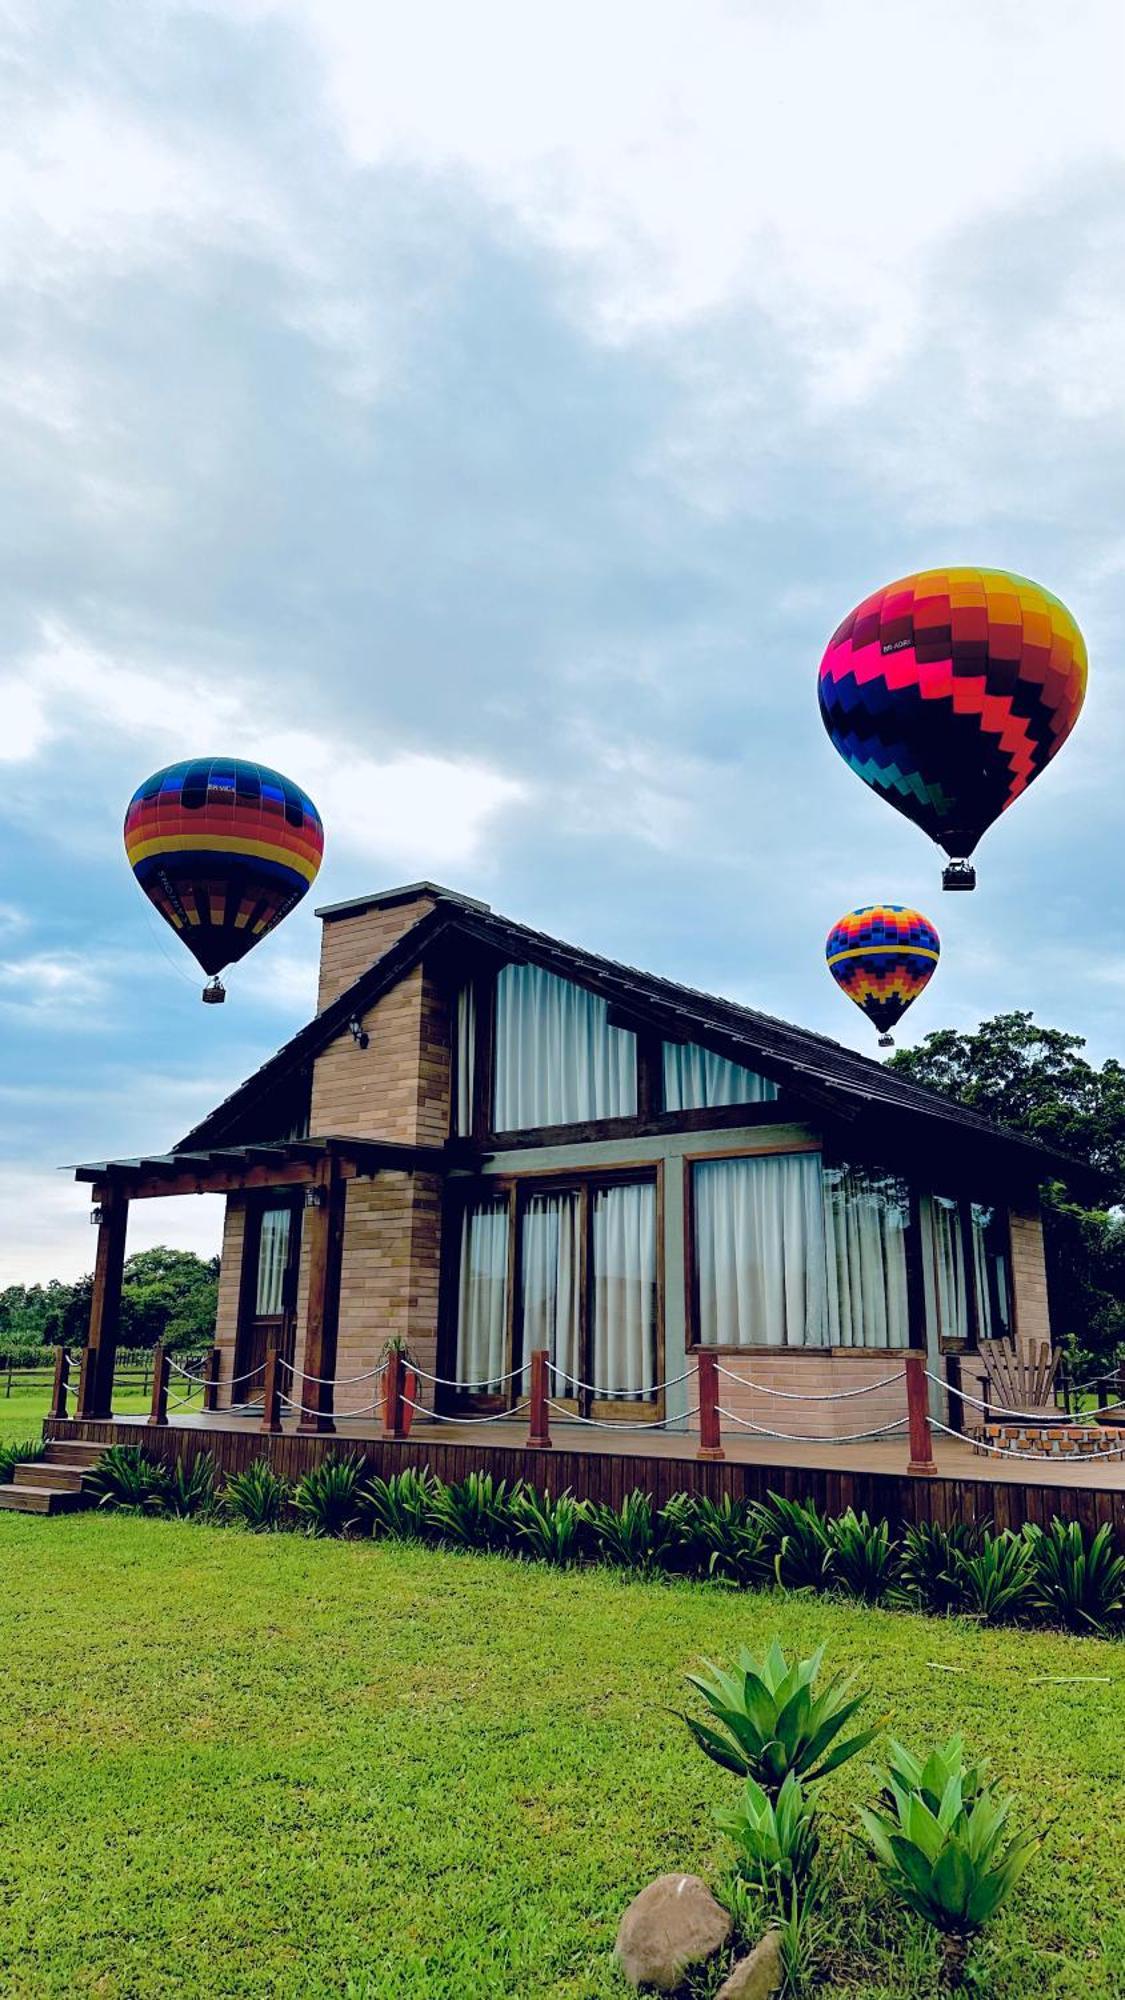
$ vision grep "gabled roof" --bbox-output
[176,887,1077,1183]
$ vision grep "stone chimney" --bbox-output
[314,882,488,1012]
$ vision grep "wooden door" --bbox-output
[234,1194,303,1401]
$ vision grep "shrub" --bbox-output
[360,1466,439,1541]
[681,1639,880,1797]
[954,1531,1036,1625]
[293,1453,368,1538]
[859,1738,1039,1987]
[426,1470,518,1552]
[85,1445,169,1514]
[676,1492,775,1588]
[826,1508,897,1603]
[716,1770,820,1910]
[758,1494,834,1591]
[509,1485,585,1566]
[892,1521,983,1615]
[1022,1518,1125,1634]
[0,1439,42,1485]
[164,1452,218,1520]
[223,1459,290,1532]
[880,1735,988,1818]
[584,1489,681,1573]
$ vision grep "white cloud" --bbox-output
[0,950,109,1022]
[0,1166,224,1286]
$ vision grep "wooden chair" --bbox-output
[974,1338,1060,1422]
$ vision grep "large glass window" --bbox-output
[823,1166,911,1349]
[492,964,636,1129]
[971,1202,1012,1341]
[520,1191,581,1390]
[662,1042,778,1112]
[592,1181,657,1400]
[693,1152,827,1348]
[454,982,476,1137]
[456,1198,509,1390]
[929,1194,969,1343]
[256,1206,291,1316]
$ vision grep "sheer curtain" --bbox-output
[454,983,476,1137]
[929,1195,968,1342]
[520,1192,581,1391]
[694,1154,826,1348]
[456,1199,509,1389]
[971,1203,1011,1341]
[823,1168,910,1348]
[662,1042,778,1111]
[256,1207,290,1315]
[492,963,636,1128]
[592,1182,657,1399]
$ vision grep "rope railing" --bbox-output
[278,1391,385,1422]
[282,1359,387,1389]
[410,1362,522,1391]
[544,1398,700,1432]
[925,1368,1125,1428]
[717,1405,909,1445]
[401,1396,533,1426]
[714,1362,906,1402]
[546,1361,694,1399]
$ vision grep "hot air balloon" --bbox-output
[817,568,1086,889]
[124,758,324,1002]
[825,904,939,1048]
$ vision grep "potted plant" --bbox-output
[380,1337,419,1437]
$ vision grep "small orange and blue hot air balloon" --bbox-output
[825,904,939,1048]
[817,568,1086,889]
[124,758,324,1002]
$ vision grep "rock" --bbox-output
[614,1873,732,1991]
[715,1928,784,2000]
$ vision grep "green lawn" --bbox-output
[0,1373,184,1449]
[1,1512,1122,2000]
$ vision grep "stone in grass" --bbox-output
[615,1873,733,1991]
[715,1927,784,2000]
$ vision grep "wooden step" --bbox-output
[0,1483,94,1515]
[11,1462,86,1492]
[44,1441,105,1467]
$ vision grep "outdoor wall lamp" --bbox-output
[304,1186,327,1209]
[348,1016,369,1049]
[90,1205,104,1226]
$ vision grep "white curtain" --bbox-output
[493,963,637,1129]
[663,1042,778,1111]
[930,1195,968,1342]
[593,1182,657,1399]
[971,1203,1010,1341]
[520,1192,581,1390]
[256,1207,290,1315]
[456,1199,509,1389]
[823,1168,910,1348]
[694,1153,826,1348]
[455,983,476,1137]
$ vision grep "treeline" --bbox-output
[0,1248,219,1358]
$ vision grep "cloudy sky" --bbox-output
[2,0,1124,1283]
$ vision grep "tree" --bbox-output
[889,1013,1125,1372]
[0,1249,219,1357]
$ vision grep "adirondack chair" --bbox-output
[973,1338,1060,1424]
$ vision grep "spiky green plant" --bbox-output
[163,1452,218,1520]
[360,1466,438,1541]
[585,1489,680,1572]
[715,1771,820,1910]
[826,1508,897,1603]
[85,1444,169,1514]
[0,1439,42,1485]
[509,1485,585,1566]
[859,1739,1040,1987]
[293,1453,368,1537]
[676,1491,775,1588]
[223,1458,290,1532]
[892,1520,983,1615]
[426,1470,518,1551]
[954,1531,1036,1624]
[681,1639,880,1797]
[1022,1518,1125,1634]
[758,1494,834,1591]
[880,1736,988,1819]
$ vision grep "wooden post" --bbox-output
[49,1346,69,1422]
[76,1185,129,1419]
[260,1345,283,1434]
[696,1349,725,1461]
[297,1166,346,1435]
[526,1349,552,1449]
[147,1343,169,1427]
[383,1348,407,1440]
[202,1347,221,1413]
[905,1349,937,1475]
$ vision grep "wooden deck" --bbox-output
[44,1409,1125,1545]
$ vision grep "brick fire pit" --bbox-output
[975,1423,1125,1458]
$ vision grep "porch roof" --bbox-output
[71,1133,452,1200]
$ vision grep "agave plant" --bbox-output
[427,1471,518,1551]
[163,1452,219,1520]
[681,1639,880,1797]
[676,1492,775,1588]
[85,1444,170,1514]
[0,1439,43,1485]
[758,1494,834,1592]
[826,1508,898,1603]
[859,1740,1039,1986]
[892,1520,983,1615]
[880,1736,988,1819]
[360,1466,439,1541]
[223,1458,290,1532]
[715,1770,820,1910]
[293,1453,368,1538]
[1022,1518,1125,1634]
[585,1489,682,1573]
[509,1485,585,1566]
[954,1531,1036,1625]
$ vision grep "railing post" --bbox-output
[383,1348,407,1440]
[696,1349,725,1461]
[49,1346,70,1422]
[905,1350,937,1475]
[526,1349,552,1449]
[147,1343,170,1427]
[260,1346,283,1435]
[202,1347,220,1413]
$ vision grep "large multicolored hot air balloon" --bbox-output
[817,568,1086,889]
[825,904,940,1048]
[124,758,324,1002]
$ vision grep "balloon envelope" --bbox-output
[825,903,939,1040]
[124,758,324,978]
[817,568,1086,860]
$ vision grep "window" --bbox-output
[454,982,476,1137]
[591,1181,657,1399]
[256,1205,292,1316]
[928,1195,968,1343]
[971,1202,1012,1341]
[492,963,636,1129]
[692,1152,827,1348]
[455,1198,509,1390]
[521,1190,581,1389]
[662,1042,778,1111]
[823,1166,911,1349]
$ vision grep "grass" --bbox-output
[1,1511,1122,2000]
[0,1374,182,1450]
